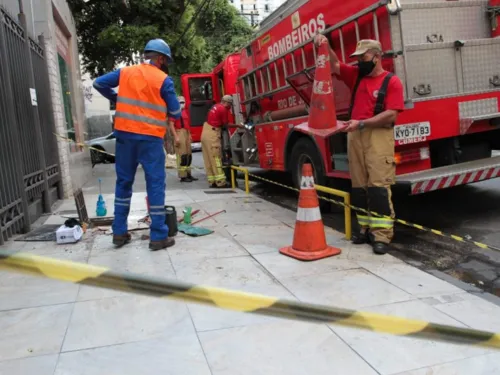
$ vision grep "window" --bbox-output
[265,4,269,11]
[188,78,213,101]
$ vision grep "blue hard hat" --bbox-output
[144,39,173,63]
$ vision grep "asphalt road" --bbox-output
[87,151,500,296]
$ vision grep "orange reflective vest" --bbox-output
[114,64,168,138]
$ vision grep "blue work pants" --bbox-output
[112,136,169,241]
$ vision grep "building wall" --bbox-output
[82,71,113,139]
[0,0,92,198]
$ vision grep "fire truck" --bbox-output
[181,0,500,195]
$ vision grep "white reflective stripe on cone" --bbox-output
[296,207,322,222]
[300,175,315,190]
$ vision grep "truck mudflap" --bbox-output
[397,155,500,195]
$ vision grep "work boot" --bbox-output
[188,174,198,181]
[180,177,193,183]
[113,233,131,248]
[209,183,217,188]
[372,242,389,255]
[351,231,371,245]
[149,237,175,251]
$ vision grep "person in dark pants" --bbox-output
[93,38,181,251]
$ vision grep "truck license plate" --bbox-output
[394,122,431,141]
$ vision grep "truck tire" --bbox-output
[289,137,331,212]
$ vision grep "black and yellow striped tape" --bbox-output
[1,249,500,349]
[245,172,500,253]
[54,132,500,252]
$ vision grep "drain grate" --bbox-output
[203,190,237,194]
[15,224,61,242]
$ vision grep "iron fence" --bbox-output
[0,6,62,244]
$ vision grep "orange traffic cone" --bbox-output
[295,34,347,136]
[280,163,342,261]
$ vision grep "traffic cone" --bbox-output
[280,163,341,261]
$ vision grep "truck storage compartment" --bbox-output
[404,38,500,100]
[399,0,490,45]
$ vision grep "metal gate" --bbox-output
[0,6,62,245]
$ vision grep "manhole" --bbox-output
[15,224,61,242]
[90,217,114,227]
[203,190,237,194]
[55,210,78,216]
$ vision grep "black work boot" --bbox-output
[187,174,198,181]
[351,231,371,245]
[372,242,389,255]
[113,233,131,248]
[149,237,175,251]
[180,177,193,182]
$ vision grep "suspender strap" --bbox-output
[374,72,394,116]
[180,116,185,129]
[348,75,363,119]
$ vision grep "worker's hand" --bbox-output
[175,136,181,147]
[314,34,327,47]
[343,120,360,132]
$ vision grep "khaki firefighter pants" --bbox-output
[201,122,226,187]
[347,127,396,244]
[175,128,192,179]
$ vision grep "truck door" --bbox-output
[181,74,216,143]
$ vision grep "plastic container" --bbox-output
[165,206,178,237]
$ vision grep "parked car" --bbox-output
[86,131,201,165]
[87,133,116,165]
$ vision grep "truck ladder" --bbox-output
[240,0,397,105]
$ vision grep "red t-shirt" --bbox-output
[338,63,404,120]
[174,109,190,130]
[206,103,229,128]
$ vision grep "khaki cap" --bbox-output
[222,95,233,104]
[350,39,382,57]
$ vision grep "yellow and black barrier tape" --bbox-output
[53,132,500,252]
[1,249,500,349]
[243,172,500,253]
[53,133,116,157]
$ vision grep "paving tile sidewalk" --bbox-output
[1,166,500,374]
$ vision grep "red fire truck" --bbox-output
[181,0,500,195]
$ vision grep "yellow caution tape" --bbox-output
[1,249,500,349]
[244,172,500,253]
[54,132,500,252]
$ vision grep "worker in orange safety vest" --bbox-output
[93,38,181,251]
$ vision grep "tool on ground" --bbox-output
[191,209,226,225]
[178,209,200,223]
[96,178,107,217]
[176,210,225,237]
[1,249,500,350]
[183,206,193,224]
[280,164,341,261]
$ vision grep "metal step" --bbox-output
[397,156,500,195]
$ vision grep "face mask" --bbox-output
[358,57,376,77]
[180,103,185,110]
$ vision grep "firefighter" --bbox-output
[201,95,243,188]
[314,35,405,255]
[93,38,181,251]
[173,96,198,182]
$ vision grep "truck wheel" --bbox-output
[290,137,331,212]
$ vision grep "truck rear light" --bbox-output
[394,147,430,165]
